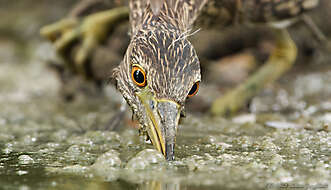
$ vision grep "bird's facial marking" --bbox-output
[187,81,199,98]
[131,64,147,87]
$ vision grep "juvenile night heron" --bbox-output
[112,0,206,160]
[41,0,321,160]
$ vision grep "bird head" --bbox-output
[113,0,201,161]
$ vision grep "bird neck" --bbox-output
[141,13,185,35]
[138,2,192,35]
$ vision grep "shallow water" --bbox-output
[0,1,330,190]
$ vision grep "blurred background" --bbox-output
[1,0,330,107]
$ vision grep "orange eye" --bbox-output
[188,82,199,97]
[131,66,146,87]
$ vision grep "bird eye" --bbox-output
[187,82,199,97]
[131,66,146,87]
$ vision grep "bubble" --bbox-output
[92,149,121,168]
[90,150,121,181]
[126,149,165,170]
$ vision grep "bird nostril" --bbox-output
[149,100,155,110]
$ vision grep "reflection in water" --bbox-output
[46,176,180,190]
[140,181,180,190]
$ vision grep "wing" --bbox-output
[242,0,320,23]
[196,0,320,29]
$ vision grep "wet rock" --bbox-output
[293,73,327,98]
[18,155,34,165]
[126,149,165,170]
[232,114,256,124]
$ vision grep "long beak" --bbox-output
[137,89,181,161]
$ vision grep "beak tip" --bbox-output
[165,143,175,161]
[165,154,174,161]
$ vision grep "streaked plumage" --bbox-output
[197,0,320,28]
[113,0,207,160]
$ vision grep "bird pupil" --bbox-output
[189,83,197,95]
[134,70,144,84]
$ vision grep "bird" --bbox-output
[112,0,207,161]
[41,0,321,160]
